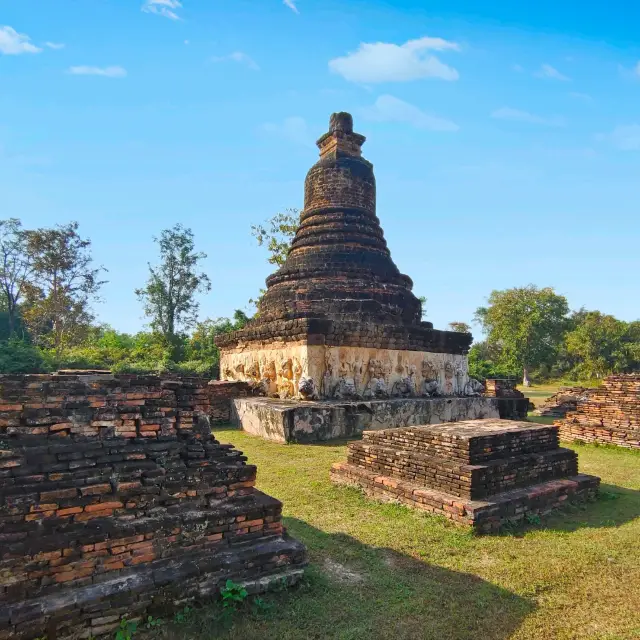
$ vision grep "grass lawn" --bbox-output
[151,427,640,640]
[521,383,564,408]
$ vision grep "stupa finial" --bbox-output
[316,111,366,158]
[329,112,353,134]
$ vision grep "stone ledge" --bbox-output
[231,397,500,443]
[330,462,600,534]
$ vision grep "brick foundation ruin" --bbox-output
[532,387,589,419]
[556,375,640,449]
[331,419,600,533]
[0,374,306,639]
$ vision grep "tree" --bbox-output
[0,218,33,337]
[565,311,640,379]
[475,285,569,386]
[135,224,211,350]
[22,222,107,359]
[251,209,300,267]
[449,322,471,334]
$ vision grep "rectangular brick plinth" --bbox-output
[330,419,600,532]
[331,462,599,533]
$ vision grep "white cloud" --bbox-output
[568,91,593,102]
[263,117,313,147]
[491,107,564,127]
[211,51,259,70]
[283,0,299,13]
[68,66,127,78]
[598,124,640,151]
[45,42,65,50]
[329,36,460,83]
[0,26,42,55]
[361,94,459,132]
[142,0,183,20]
[511,64,524,73]
[534,63,570,81]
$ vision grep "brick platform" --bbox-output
[0,374,306,639]
[556,375,640,450]
[330,419,600,533]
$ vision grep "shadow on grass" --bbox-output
[152,518,535,640]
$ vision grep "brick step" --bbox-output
[347,442,578,499]
[330,461,599,533]
[0,535,307,639]
[0,490,286,605]
[360,419,559,464]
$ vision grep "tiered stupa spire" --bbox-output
[257,112,425,326]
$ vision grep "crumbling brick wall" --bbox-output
[556,374,640,449]
[0,374,306,639]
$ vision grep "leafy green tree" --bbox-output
[251,209,300,267]
[22,222,107,360]
[565,311,640,378]
[475,285,569,386]
[0,218,33,338]
[448,322,471,334]
[467,340,519,381]
[135,224,211,352]
[0,337,46,373]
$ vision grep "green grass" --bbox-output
[149,428,640,640]
[521,383,564,407]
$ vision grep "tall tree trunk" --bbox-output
[522,366,531,387]
[7,302,15,338]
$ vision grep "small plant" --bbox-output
[173,606,193,625]
[144,616,163,629]
[220,579,248,610]
[525,513,542,525]
[115,618,137,640]
[599,490,621,501]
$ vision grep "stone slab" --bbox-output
[231,397,500,443]
[330,461,600,533]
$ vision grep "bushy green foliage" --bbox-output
[0,310,251,377]
[565,311,640,379]
[0,338,47,373]
[468,342,519,381]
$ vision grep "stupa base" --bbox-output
[231,396,500,443]
[330,463,600,533]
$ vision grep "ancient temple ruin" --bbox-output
[216,112,498,442]
[0,374,306,638]
[556,374,640,449]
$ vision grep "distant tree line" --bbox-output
[463,286,640,385]
[1,213,638,383]
[0,219,248,376]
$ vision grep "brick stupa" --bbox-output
[216,113,499,442]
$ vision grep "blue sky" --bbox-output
[1,0,640,337]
